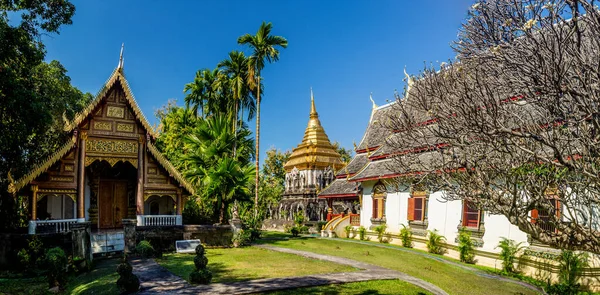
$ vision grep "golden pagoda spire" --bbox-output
[310,87,317,118]
[283,88,344,172]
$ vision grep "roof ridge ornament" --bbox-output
[118,43,124,70]
[370,92,377,109]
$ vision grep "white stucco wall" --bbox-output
[359,181,532,255]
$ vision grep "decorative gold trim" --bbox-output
[144,193,177,202]
[63,68,158,138]
[147,142,195,195]
[38,193,76,203]
[93,121,112,131]
[50,176,74,182]
[10,136,77,194]
[64,165,74,172]
[116,123,134,132]
[86,139,138,154]
[84,156,137,167]
[106,106,125,118]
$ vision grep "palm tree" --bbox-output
[183,68,224,118]
[238,21,287,216]
[217,50,255,128]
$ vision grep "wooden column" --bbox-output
[31,184,38,220]
[176,189,182,215]
[77,132,86,219]
[136,136,145,215]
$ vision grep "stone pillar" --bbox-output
[122,219,137,254]
[71,222,92,262]
[77,132,86,220]
[136,136,145,215]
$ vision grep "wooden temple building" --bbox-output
[8,58,194,234]
[270,90,348,222]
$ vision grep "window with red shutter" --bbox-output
[462,201,480,228]
[414,197,424,221]
[407,198,415,221]
[372,198,378,218]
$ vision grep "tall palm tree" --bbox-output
[218,50,254,128]
[238,21,287,216]
[183,68,223,117]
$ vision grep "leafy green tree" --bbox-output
[238,22,288,216]
[184,68,226,117]
[181,114,255,223]
[217,51,255,124]
[258,148,290,216]
[155,100,197,169]
[332,141,354,164]
[0,1,90,230]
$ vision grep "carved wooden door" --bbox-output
[113,182,128,228]
[99,180,129,229]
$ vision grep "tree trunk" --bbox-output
[233,100,238,158]
[255,75,261,218]
[219,196,225,224]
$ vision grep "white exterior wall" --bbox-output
[359,181,531,255]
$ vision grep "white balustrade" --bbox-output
[138,215,182,226]
[29,219,79,234]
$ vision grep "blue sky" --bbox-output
[42,0,472,165]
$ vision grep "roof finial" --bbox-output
[310,87,317,117]
[118,43,124,69]
[370,92,377,109]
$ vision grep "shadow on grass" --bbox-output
[209,261,263,283]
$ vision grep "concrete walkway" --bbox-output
[131,245,449,295]
[322,237,546,294]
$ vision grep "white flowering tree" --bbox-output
[387,0,600,253]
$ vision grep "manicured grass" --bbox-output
[157,247,357,284]
[0,258,119,295]
[65,258,119,295]
[261,279,433,295]
[256,233,540,295]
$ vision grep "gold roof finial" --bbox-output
[310,87,317,118]
[118,43,124,70]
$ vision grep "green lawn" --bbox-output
[157,247,357,283]
[0,258,118,295]
[256,233,541,295]
[261,279,432,295]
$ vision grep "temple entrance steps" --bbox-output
[91,230,125,254]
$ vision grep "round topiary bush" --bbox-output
[116,259,140,294]
[194,255,208,269]
[195,244,205,256]
[45,247,68,288]
[189,268,212,284]
[135,240,155,258]
[189,244,212,284]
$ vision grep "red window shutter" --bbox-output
[555,200,561,219]
[407,198,415,221]
[420,198,426,221]
[531,209,539,224]
[373,198,378,218]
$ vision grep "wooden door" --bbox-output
[98,180,129,229]
[114,182,128,228]
[99,181,114,229]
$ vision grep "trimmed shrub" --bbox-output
[136,240,155,258]
[18,236,45,273]
[344,225,353,238]
[290,226,300,237]
[116,258,140,294]
[399,224,413,248]
[374,225,387,243]
[45,247,68,289]
[426,229,446,255]
[495,237,524,274]
[189,244,212,284]
[457,228,475,264]
[358,226,367,241]
[232,229,252,248]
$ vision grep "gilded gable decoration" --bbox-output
[93,121,112,131]
[86,139,137,154]
[106,106,125,118]
[116,123,134,132]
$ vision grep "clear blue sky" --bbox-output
[42,0,472,165]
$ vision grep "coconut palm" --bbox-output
[237,21,287,215]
